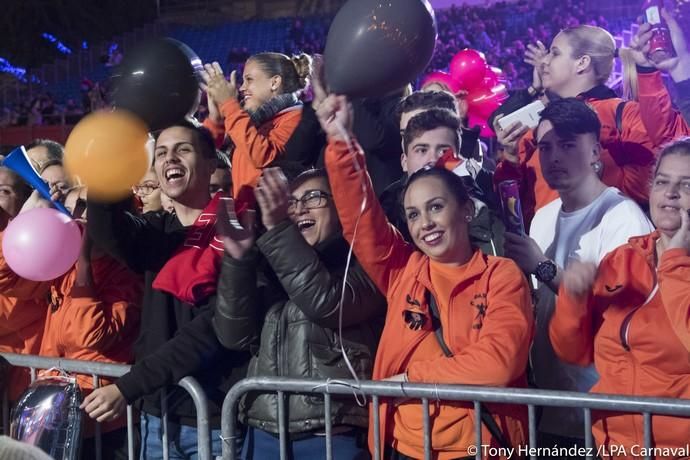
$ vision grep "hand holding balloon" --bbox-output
[18,190,53,214]
[2,208,82,281]
[311,63,354,141]
[315,95,353,142]
[199,62,238,108]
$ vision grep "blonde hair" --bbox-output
[559,25,639,100]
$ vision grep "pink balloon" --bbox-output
[490,66,506,83]
[467,83,509,120]
[2,208,82,281]
[421,71,462,94]
[449,49,487,91]
[482,67,499,89]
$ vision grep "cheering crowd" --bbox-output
[1,4,690,460]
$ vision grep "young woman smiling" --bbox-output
[316,91,534,459]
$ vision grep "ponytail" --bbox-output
[618,47,639,101]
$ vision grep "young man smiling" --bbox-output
[381,105,503,255]
[503,98,653,450]
[83,121,250,459]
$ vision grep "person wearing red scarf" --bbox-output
[82,120,250,459]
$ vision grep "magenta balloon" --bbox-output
[490,66,506,82]
[2,208,82,282]
[467,83,509,120]
[482,66,499,88]
[449,49,487,90]
[421,71,462,93]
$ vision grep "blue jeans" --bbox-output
[139,412,223,460]
[241,426,369,460]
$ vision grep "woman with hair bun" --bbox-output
[201,52,312,208]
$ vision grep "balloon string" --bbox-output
[333,118,368,407]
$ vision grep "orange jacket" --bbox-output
[494,88,657,227]
[0,230,51,400]
[0,296,46,400]
[637,70,690,146]
[550,232,690,457]
[0,240,142,436]
[203,99,301,209]
[325,140,534,459]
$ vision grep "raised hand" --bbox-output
[629,10,690,82]
[216,196,256,260]
[314,94,354,142]
[199,62,238,108]
[254,167,290,231]
[310,54,327,112]
[562,261,598,299]
[667,208,690,253]
[524,40,548,92]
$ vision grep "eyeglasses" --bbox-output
[133,181,160,197]
[287,190,332,214]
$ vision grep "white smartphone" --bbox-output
[498,100,545,131]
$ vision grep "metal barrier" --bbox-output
[221,376,690,460]
[0,352,212,460]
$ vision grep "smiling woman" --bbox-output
[316,93,534,458]
[213,167,385,459]
[200,53,311,210]
[550,137,690,456]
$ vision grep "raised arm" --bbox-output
[317,95,412,295]
[258,220,386,329]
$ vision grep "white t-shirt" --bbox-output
[529,187,653,438]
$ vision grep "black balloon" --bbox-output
[112,38,202,131]
[10,376,83,460]
[323,0,437,98]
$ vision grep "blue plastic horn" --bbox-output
[2,146,71,216]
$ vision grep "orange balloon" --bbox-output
[65,110,149,201]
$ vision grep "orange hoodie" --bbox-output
[0,231,51,401]
[203,99,301,209]
[494,88,658,227]
[550,231,690,458]
[325,140,534,459]
[0,240,143,436]
[0,297,46,401]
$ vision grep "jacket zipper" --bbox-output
[277,307,289,377]
[618,284,658,351]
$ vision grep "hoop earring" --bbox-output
[592,160,603,176]
[464,215,472,223]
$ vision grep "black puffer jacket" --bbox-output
[214,220,386,434]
